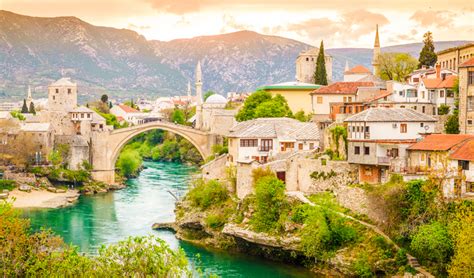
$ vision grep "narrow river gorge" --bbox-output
[23,161,313,277]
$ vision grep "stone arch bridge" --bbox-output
[90,121,218,184]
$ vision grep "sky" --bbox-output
[1,0,473,48]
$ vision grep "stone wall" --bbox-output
[202,154,228,182]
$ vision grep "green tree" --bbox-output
[294,110,311,122]
[171,109,185,124]
[235,90,272,121]
[100,94,109,103]
[254,98,292,118]
[378,52,418,81]
[314,40,328,85]
[204,91,216,101]
[116,149,142,177]
[21,99,28,113]
[251,175,288,233]
[410,222,453,265]
[418,31,437,68]
[28,101,36,115]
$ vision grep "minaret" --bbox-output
[195,61,203,129]
[187,81,191,98]
[372,24,381,76]
[344,60,349,72]
[26,85,33,107]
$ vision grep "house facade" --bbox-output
[227,118,320,164]
[436,43,474,73]
[345,108,436,183]
[257,82,321,114]
[458,58,474,134]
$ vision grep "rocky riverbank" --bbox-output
[8,188,80,208]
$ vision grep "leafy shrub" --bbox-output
[188,179,229,209]
[326,212,358,246]
[395,248,408,267]
[0,180,16,191]
[251,176,288,233]
[438,104,450,115]
[116,149,142,178]
[300,207,331,258]
[205,213,226,230]
[251,167,275,185]
[352,253,373,278]
[290,204,312,224]
[410,222,453,264]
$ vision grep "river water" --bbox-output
[23,161,313,277]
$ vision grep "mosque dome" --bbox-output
[205,94,227,104]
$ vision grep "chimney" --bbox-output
[436,64,441,79]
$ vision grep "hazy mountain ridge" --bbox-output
[0,10,470,101]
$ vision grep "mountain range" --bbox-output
[0,10,470,102]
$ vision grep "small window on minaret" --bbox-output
[55,89,59,94]
[306,58,309,61]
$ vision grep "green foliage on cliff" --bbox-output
[0,201,191,277]
[251,175,288,233]
[188,179,229,209]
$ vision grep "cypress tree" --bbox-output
[418,31,437,68]
[314,41,328,85]
[29,101,36,115]
[21,99,28,113]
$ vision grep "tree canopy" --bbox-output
[28,102,36,114]
[377,52,418,81]
[418,31,437,68]
[100,94,109,103]
[171,109,186,124]
[235,91,292,121]
[314,41,328,85]
[21,99,28,114]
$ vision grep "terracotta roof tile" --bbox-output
[407,134,474,151]
[118,104,139,113]
[345,65,371,74]
[459,57,474,68]
[449,139,474,161]
[422,75,457,89]
[311,82,374,95]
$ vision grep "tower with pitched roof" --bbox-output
[372,24,381,76]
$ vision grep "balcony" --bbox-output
[364,132,370,139]
[258,146,272,152]
[377,156,391,165]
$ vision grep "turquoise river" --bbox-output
[23,161,313,277]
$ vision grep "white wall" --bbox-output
[348,121,434,140]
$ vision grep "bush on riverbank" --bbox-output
[0,201,192,277]
[188,179,229,209]
[0,179,16,191]
[116,149,142,178]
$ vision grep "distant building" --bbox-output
[343,65,373,82]
[110,104,148,125]
[345,108,436,184]
[257,82,321,114]
[436,43,474,73]
[458,58,474,134]
[227,117,320,164]
[200,94,237,135]
[296,48,333,83]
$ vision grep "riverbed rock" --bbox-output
[47,186,56,193]
[56,189,67,193]
[109,183,126,190]
[19,185,32,192]
[152,222,177,232]
[96,189,108,193]
[0,191,9,199]
[222,224,300,250]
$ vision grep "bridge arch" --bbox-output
[91,121,216,184]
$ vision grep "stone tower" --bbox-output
[296,48,333,84]
[195,62,203,129]
[48,77,77,112]
[372,24,381,76]
[26,85,33,108]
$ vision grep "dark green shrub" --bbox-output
[205,213,226,230]
[410,221,453,264]
[251,176,287,233]
[0,180,16,191]
[352,253,373,277]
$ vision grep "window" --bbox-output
[420,123,424,127]
[364,166,372,176]
[468,96,474,111]
[422,106,426,113]
[68,88,71,94]
[354,146,360,155]
[440,90,445,98]
[240,139,258,147]
[469,71,474,85]
[260,139,273,151]
[52,96,55,100]
[364,146,370,155]
[458,160,470,170]
[468,120,473,125]
[400,123,407,133]
[348,97,352,102]
[421,153,425,161]
[447,90,454,97]
[280,142,295,151]
[317,96,323,104]
[365,126,370,132]
[306,57,309,61]
[55,89,59,94]
[309,143,314,149]
[298,143,303,150]
[343,97,347,102]
[413,77,419,83]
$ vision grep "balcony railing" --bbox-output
[258,146,272,152]
[377,156,391,165]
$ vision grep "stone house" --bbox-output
[343,65,374,82]
[436,43,474,73]
[345,108,436,184]
[310,81,375,121]
[227,117,320,164]
[458,58,474,134]
[110,104,148,125]
[406,134,474,198]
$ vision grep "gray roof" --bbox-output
[228,117,320,140]
[50,77,76,87]
[70,106,94,113]
[344,108,437,123]
[91,111,106,123]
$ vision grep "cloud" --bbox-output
[220,15,250,33]
[409,10,456,28]
[285,10,389,45]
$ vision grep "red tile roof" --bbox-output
[450,139,474,161]
[422,75,457,89]
[408,134,474,151]
[118,104,139,113]
[365,89,391,102]
[311,82,374,95]
[345,65,371,74]
[459,57,474,68]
